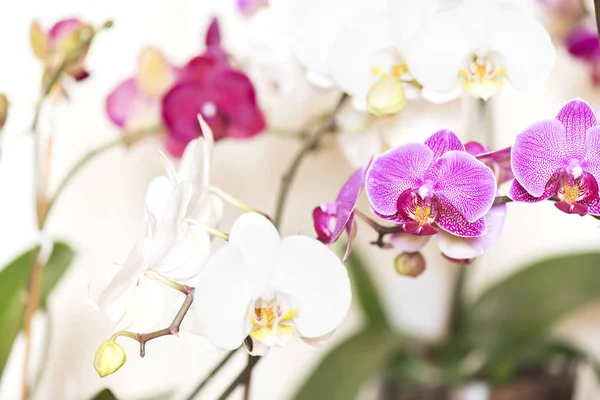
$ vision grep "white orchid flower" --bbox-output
[404,0,555,103]
[192,213,352,355]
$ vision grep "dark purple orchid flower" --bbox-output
[366,130,496,238]
[161,19,266,157]
[313,165,367,261]
[465,142,513,186]
[565,26,600,86]
[509,98,600,216]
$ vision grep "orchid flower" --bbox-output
[366,130,503,261]
[465,142,513,186]
[405,0,555,103]
[313,165,367,261]
[193,213,351,355]
[509,98,600,216]
[161,19,266,157]
[106,48,179,132]
[565,26,600,86]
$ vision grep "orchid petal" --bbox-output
[555,98,597,158]
[193,245,254,349]
[426,151,496,222]
[153,225,211,281]
[436,197,487,237]
[271,236,351,338]
[178,138,211,208]
[145,176,175,224]
[48,18,81,44]
[436,204,506,259]
[424,129,465,160]
[585,125,600,186]
[366,143,434,216]
[508,176,559,202]
[565,26,599,61]
[464,141,489,156]
[313,204,337,243]
[389,233,430,252]
[332,167,366,243]
[511,119,566,197]
[157,182,192,234]
[336,130,382,169]
[116,278,165,332]
[136,48,176,98]
[584,197,600,215]
[105,78,141,128]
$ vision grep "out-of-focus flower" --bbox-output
[161,19,266,156]
[193,213,351,355]
[94,341,126,378]
[238,0,269,16]
[30,18,95,86]
[313,164,367,261]
[565,26,600,85]
[334,104,385,168]
[0,94,8,131]
[367,130,503,262]
[537,0,585,18]
[106,48,179,132]
[406,0,555,103]
[465,142,513,186]
[510,98,600,216]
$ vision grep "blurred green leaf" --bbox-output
[91,388,118,400]
[0,242,75,377]
[463,252,600,360]
[292,327,402,400]
[345,249,389,327]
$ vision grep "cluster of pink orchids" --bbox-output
[106,18,266,157]
[314,98,600,273]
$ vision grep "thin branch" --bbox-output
[183,350,239,400]
[217,356,261,400]
[272,94,348,228]
[354,209,403,248]
[493,195,513,205]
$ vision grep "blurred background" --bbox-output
[1,0,600,399]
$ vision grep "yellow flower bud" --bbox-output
[0,94,8,131]
[366,76,406,116]
[94,341,126,377]
[394,252,426,278]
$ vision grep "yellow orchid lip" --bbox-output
[460,54,506,100]
[248,301,298,347]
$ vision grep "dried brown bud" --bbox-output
[394,252,426,278]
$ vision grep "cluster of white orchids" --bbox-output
[91,117,352,377]
[243,0,556,166]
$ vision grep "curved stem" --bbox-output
[183,350,239,400]
[217,356,261,400]
[272,94,347,228]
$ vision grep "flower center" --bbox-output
[397,190,439,236]
[566,158,583,179]
[248,296,297,347]
[414,205,432,225]
[561,183,580,203]
[460,53,506,100]
[369,48,407,80]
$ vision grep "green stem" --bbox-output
[449,264,467,339]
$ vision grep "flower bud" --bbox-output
[367,76,406,116]
[94,341,126,377]
[394,252,426,278]
[0,94,8,131]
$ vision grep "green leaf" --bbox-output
[344,250,389,327]
[292,328,402,400]
[0,242,75,377]
[463,252,600,360]
[90,388,118,400]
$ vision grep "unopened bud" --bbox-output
[367,76,406,116]
[394,252,426,278]
[0,94,8,131]
[94,341,126,377]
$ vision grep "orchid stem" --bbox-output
[208,186,272,221]
[217,355,261,400]
[184,218,230,241]
[272,94,347,228]
[354,209,403,248]
[183,350,239,400]
[146,271,189,294]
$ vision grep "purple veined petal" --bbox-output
[474,146,513,186]
[372,208,413,224]
[342,217,357,262]
[508,173,561,202]
[464,141,489,156]
[366,143,434,216]
[436,203,506,259]
[48,18,82,45]
[511,119,566,197]
[555,201,588,216]
[313,204,337,243]
[436,196,487,237]
[565,26,600,62]
[474,146,511,162]
[426,151,496,223]
[332,166,367,243]
[390,232,430,252]
[555,98,597,158]
[424,129,465,160]
[583,197,600,215]
[106,78,142,128]
[584,125,600,185]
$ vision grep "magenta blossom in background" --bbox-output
[237,0,269,16]
[313,165,368,261]
[565,26,600,85]
[465,142,513,186]
[510,98,600,216]
[161,18,266,156]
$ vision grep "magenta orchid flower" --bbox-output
[509,98,600,216]
[313,165,367,261]
[465,142,513,186]
[161,18,266,156]
[565,26,600,86]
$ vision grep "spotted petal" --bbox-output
[424,129,465,160]
[584,125,600,187]
[436,197,487,237]
[508,176,559,202]
[555,98,597,158]
[332,166,366,243]
[426,151,496,223]
[511,119,566,197]
[366,143,433,216]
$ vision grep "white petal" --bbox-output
[178,137,212,213]
[196,114,214,149]
[98,240,149,323]
[193,245,255,349]
[336,131,382,169]
[389,233,430,252]
[407,11,473,94]
[158,150,178,184]
[145,175,175,224]
[486,9,555,91]
[116,277,165,332]
[271,236,351,338]
[229,213,281,289]
[387,0,448,53]
[153,225,211,281]
[156,182,192,234]
[420,86,462,104]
